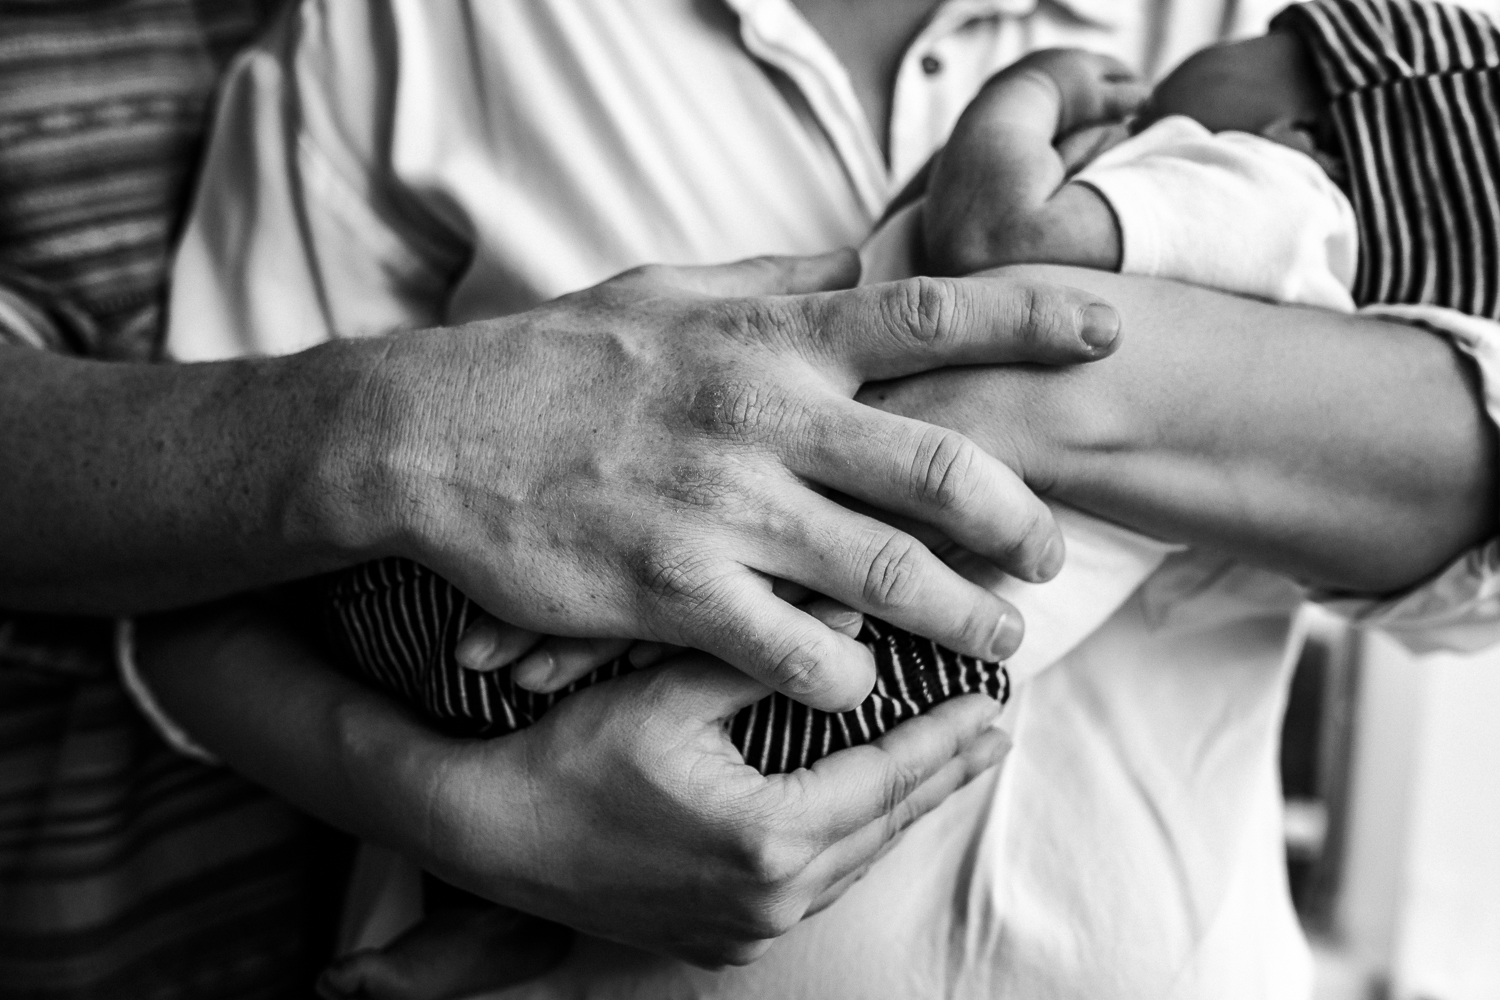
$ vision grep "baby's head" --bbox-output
[1140,30,1339,166]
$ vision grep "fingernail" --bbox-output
[827,609,863,635]
[1032,534,1064,582]
[1079,303,1120,351]
[512,650,558,691]
[455,629,499,672]
[988,613,1024,661]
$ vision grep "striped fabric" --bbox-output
[0,3,349,998]
[1273,0,1500,319]
[324,559,1010,774]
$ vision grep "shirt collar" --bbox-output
[718,0,1122,215]
[724,0,1120,32]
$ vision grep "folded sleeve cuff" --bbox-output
[115,617,221,764]
[1316,304,1500,654]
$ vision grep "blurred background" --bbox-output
[1278,606,1500,1000]
[1139,5,1500,996]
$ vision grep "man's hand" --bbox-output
[349,251,1120,709]
[416,656,1010,967]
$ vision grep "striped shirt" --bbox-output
[0,2,346,997]
[1274,0,1500,319]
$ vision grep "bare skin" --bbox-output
[3,253,1120,709]
[925,32,1332,276]
[924,49,1148,275]
[140,266,1496,998]
[125,4,1497,993]
[137,605,1010,972]
[863,265,1497,592]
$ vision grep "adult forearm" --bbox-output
[866,266,1498,592]
[0,340,390,613]
[136,603,451,856]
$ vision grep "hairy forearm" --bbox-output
[0,340,395,613]
[865,266,1498,592]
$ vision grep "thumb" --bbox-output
[649,249,862,298]
[641,654,772,724]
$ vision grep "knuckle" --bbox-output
[634,545,725,613]
[880,755,926,816]
[768,633,835,698]
[1012,281,1069,348]
[890,276,953,346]
[1017,282,1047,345]
[995,501,1049,564]
[911,429,983,516]
[859,532,925,610]
[725,297,801,349]
[688,377,799,441]
[656,461,738,512]
[730,824,807,892]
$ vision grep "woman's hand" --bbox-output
[138,604,1008,967]
[860,265,1498,593]
[420,656,1007,966]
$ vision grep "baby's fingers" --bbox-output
[511,636,635,692]
[456,616,544,672]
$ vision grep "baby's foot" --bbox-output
[317,905,571,1000]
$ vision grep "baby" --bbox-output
[320,0,1500,995]
[318,558,1008,775]
[919,0,1500,319]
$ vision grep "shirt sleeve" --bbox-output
[114,619,221,764]
[1314,304,1500,655]
[166,0,468,361]
[1074,115,1359,313]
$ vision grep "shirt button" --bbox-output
[921,54,943,75]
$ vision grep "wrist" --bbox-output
[279,336,421,567]
[392,723,541,907]
[330,688,469,860]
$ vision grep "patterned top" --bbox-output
[1274,0,1500,319]
[0,2,345,997]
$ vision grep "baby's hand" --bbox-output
[455,596,865,693]
[923,49,1146,276]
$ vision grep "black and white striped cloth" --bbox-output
[322,558,1009,775]
[1274,0,1500,319]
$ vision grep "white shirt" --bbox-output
[1077,115,1359,311]
[164,2,1500,998]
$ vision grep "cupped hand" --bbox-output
[414,655,1011,967]
[365,251,1120,709]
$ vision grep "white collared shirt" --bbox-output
[164,2,1500,998]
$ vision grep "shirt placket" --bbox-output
[725,0,1121,215]
[729,0,890,218]
[887,0,1035,184]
